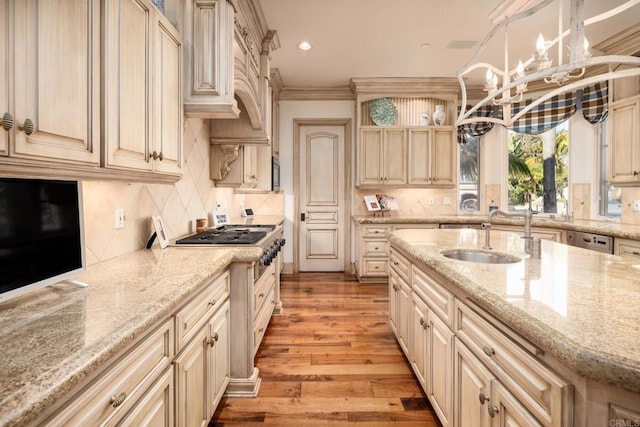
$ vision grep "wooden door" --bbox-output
[382,128,407,184]
[153,16,183,175]
[175,325,209,427]
[454,339,494,427]
[428,310,453,427]
[13,0,100,164]
[359,128,383,185]
[432,128,457,186]
[104,0,153,171]
[0,0,8,156]
[298,124,346,271]
[610,99,639,183]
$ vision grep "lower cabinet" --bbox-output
[175,300,230,427]
[390,245,573,427]
[116,366,175,427]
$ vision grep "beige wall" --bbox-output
[82,118,283,265]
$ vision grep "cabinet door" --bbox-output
[388,269,400,335]
[209,302,230,412]
[411,293,428,390]
[408,129,431,185]
[454,338,494,427]
[382,128,407,184]
[431,128,456,186]
[13,0,100,164]
[427,310,453,427]
[0,0,8,156]
[104,0,153,171]
[175,325,209,427]
[115,367,174,427]
[397,275,412,356]
[488,381,542,427]
[359,128,383,185]
[153,17,183,175]
[610,99,640,184]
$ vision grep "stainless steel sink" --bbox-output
[441,249,521,264]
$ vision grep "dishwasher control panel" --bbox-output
[566,231,613,254]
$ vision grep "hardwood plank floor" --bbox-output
[210,272,441,426]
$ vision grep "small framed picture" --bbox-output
[364,195,381,211]
[152,216,170,249]
[213,211,230,227]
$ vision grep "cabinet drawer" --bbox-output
[175,270,230,352]
[614,238,640,259]
[364,239,389,257]
[362,225,389,237]
[362,259,388,276]
[254,286,275,354]
[455,301,572,426]
[254,263,276,318]
[389,248,410,283]
[412,267,454,328]
[48,319,174,426]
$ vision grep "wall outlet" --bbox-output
[115,208,125,229]
[634,200,640,212]
[428,198,435,206]
[216,201,223,210]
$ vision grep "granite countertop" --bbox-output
[388,228,640,394]
[353,214,640,241]
[0,245,261,427]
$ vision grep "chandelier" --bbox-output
[456,0,640,128]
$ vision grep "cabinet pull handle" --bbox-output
[213,332,219,342]
[478,391,489,404]
[18,118,34,135]
[208,337,216,347]
[151,151,164,161]
[374,230,380,234]
[374,247,379,250]
[487,403,499,417]
[1,112,13,131]
[632,251,640,255]
[259,293,265,298]
[110,392,127,408]
[259,328,264,333]
[420,317,429,329]
[634,171,639,177]
[482,346,495,357]
[393,261,399,266]
[208,299,216,307]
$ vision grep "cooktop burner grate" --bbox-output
[175,230,267,245]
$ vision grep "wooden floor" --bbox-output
[209,272,440,426]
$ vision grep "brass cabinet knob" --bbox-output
[478,391,489,404]
[151,151,164,161]
[110,392,127,408]
[1,112,13,131]
[18,118,34,135]
[482,346,495,357]
[487,403,499,417]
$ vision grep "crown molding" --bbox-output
[350,77,460,101]
[279,86,354,101]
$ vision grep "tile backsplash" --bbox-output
[82,118,283,265]
[353,187,458,217]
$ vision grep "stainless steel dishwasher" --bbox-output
[566,230,614,254]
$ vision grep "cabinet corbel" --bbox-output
[210,143,240,180]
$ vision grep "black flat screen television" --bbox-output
[0,178,85,303]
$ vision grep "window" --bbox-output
[597,120,621,217]
[507,122,569,214]
[459,134,480,212]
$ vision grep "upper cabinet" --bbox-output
[0,0,183,183]
[352,78,460,188]
[11,0,100,164]
[103,0,183,177]
[0,0,9,157]
[609,96,640,185]
[183,0,239,119]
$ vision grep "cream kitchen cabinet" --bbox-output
[358,127,407,186]
[8,0,101,164]
[0,0,8,157]
[183,0,238,119]
[103,0,182,177]
[408,127,457,187]
[614,237,640,259]
[115,366,174,427]
[491,225,565,243]
[175,300,230,427]
[389,249,411,356]
[609,96,640,185]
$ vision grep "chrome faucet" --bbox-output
[486,205,533,254]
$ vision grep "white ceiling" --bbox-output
[260,0,640,88]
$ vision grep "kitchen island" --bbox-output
[388,227,640,426]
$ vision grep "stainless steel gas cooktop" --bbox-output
[174,224,276,245]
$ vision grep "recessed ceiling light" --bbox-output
[298,41,312,51]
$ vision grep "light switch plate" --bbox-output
[634,200,640,212]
